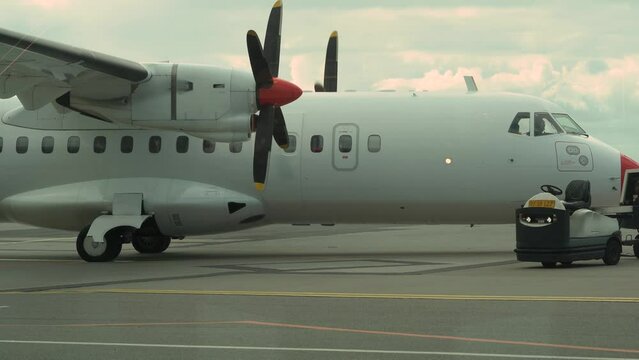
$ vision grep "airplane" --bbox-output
[0,1,636,262]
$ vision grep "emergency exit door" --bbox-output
[333,124,359,170]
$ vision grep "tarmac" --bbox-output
[1,223,639,359]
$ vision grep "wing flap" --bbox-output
[17,82,70,110]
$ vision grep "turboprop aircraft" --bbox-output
[0,1,636,262]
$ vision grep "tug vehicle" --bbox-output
[515,180,623,267]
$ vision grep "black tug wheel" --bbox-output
[132,236,171,254]
[634,243,639,259]
[603,239,622,266]
[76,226,123,262]
[541,262,557,268]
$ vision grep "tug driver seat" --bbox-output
[562,180,591,213]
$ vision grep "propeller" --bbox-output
[247,0,302,191]
[314,31,339,92]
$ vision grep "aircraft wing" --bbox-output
[0,27,149,110]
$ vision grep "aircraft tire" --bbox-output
[76,226,123,262]
[541,262,556,268]
[603,238,621,266]
[132,236,171,254]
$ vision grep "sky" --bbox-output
[2,0,639,156]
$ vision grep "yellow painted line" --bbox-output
[31,288,639,303]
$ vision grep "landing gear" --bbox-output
[132,236,171,254]
[75,216,173,261]
[76,226,123,262]
[602,239,622,266]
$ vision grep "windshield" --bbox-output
[552,113,588,136]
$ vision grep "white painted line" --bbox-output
[0,340,635,359]
[0,237,70,245]
[0,259,81,263]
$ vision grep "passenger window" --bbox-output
[310,135,323,153]
[16,136,28,154]
[149,136,162,153]
[339,135,352,153]
[533,112,562,136]
[42,136,54,154]
[368,135,381,153]
[121,136,133,153]
[67,136,80,153]
[229,142,243,153]
[203,139,216,154]
[284,135,296,153]
[176,136,189,153]
[94,136,106,154]
[509,112,530,136]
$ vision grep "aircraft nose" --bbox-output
[621,153,639,188]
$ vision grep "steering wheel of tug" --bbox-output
[540,184,563,196]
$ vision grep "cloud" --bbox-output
[217,54,250,70]
[341,6,517,22]
[289,54,320,91]
[375,67,481,92]
[374,52,639,118]
[22,0,70,9]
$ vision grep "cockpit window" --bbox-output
[533,112,562,136]
[552,113,587,136]
[508,112,530,136]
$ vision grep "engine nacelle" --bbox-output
[63,63,258,142]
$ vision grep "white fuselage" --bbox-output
[0,91,622,235]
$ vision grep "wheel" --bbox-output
[603,239,622,266]
[633,243,639,259]
[541,262,556,268]
[76,226,123,262]
[561,261,573,266]
[132,236,171,254]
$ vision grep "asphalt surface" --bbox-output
[1,223,639,359]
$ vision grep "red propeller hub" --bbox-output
[258,77,302,107]
[621,153,639,189]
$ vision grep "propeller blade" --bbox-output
[253,105,275,190]
[314,83,325,92]
[324,31,338,92]
[263,0,282,77]
[246,30,273,89]
[273,107,289,149]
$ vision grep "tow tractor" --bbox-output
[515,172,639,268]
